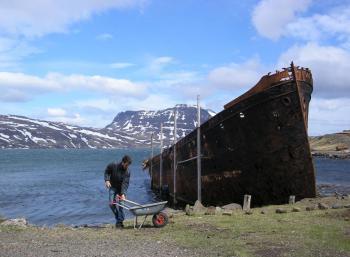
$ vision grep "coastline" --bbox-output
[312,151,350,160]
[1,196,350,257]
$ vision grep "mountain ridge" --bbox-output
[0,106,215,149]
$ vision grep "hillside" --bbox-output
[310,130,350,158]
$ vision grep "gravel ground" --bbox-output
[0,224,206,257]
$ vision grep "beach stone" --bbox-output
[193,200,206,213]
[292,207,301,212]
[221,203,242,211]
[205,206,216,215]
[215,207,223,214]
[185,204,194,216]
[318,203,329,210]
[341,195,349,200]
[276,208,287,214]
[306,206,316,211]
[1,218,27,227]
[332,204,343,209]
[222,210,233,216]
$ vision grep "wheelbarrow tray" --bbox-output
[128,201,168,216]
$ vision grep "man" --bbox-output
[104,155,132,228]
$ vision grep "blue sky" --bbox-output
[0,0,350,135]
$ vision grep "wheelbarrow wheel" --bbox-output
[152,212,168,228]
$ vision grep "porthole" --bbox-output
[282,97,291,106]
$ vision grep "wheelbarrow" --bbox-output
[112,197,168,229]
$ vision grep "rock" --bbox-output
[341,195,349,200]
[260,209,267,214]
[306,206,316,211]
[221,203,242,211]
[292,207,301,212]
[193,200,206,213]
[215,207,223,215]
[245,210,253,215]
[205,206,216,215]
[185,204,194,216]
[1,218,27,227]
[332,204,343,209]
[276,208,287,214]
[222,211,233,216]
[344,204,350,209]
[318,203,329,210]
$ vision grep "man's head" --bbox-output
[121,155,132,169]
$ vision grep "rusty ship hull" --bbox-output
[149,64,316,206]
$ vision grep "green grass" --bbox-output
[1,200,349,257]
[149,205,350,257]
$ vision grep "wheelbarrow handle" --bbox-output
[121,198,143,207]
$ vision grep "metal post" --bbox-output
[150,133,154,188]
[197,95,202,202]
[160,123,163,197]
[173,107,177,204]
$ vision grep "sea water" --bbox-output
[0,149,349,226]
[0,149,155,226]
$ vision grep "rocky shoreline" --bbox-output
[1,196,350,257]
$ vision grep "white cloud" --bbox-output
[47,108,67,117]
[122,94,178,111]
[207,58,266,90]
[96,33,114,41]
[285,6,350,44]
[252,1,350,45]
[0,1,149,68]
[309,97,350,135]
[110,62,135,69]
[148,56,174,73]
[0,0,149,38]
[0,37,40,68]
[48,112,85,126]
[0,71,147,102]
[277,42,350,98]
[252,0,312,40]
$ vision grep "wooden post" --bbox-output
[243,195,251,211]
[197,95,202,203]
[289,195,295,204]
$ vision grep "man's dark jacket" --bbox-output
[104,162,130,195]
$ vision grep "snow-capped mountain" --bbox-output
[0,106,215,149]
[104,105,215,146]
[0,115,145,149]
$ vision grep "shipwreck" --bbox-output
[147,63,316,206]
